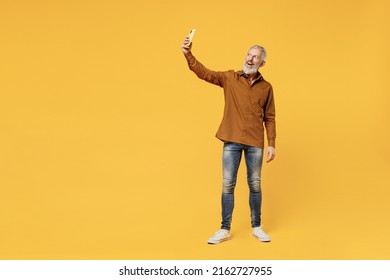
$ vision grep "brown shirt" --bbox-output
[185,52,276,149]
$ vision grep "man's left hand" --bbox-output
[266,146,276,163]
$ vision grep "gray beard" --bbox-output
[242,63,259,75]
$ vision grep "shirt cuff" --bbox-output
[268,140,275,148]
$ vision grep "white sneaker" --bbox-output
[207,229,231,244]
[252,226,271,242]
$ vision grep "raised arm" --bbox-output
[181,36,224,87]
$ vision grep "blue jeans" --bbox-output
[221,142,264,230]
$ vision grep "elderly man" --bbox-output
[181,35,276,244]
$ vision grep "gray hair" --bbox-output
[250,45,267,62]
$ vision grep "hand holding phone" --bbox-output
[188,29,196,45]
[182,29,196,54]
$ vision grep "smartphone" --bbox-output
[188,29,196,44]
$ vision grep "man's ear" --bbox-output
[260,60,266,67]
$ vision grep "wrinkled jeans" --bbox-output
[221,142,263,230]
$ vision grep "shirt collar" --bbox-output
[238,70,263,82]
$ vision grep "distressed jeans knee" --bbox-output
[248,177,261,193]
[222,177,236,194]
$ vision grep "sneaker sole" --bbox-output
[252,234,271,242]
[208,237,231,244]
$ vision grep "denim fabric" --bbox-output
[221,142,263,230]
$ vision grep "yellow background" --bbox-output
[1,0,389,259]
